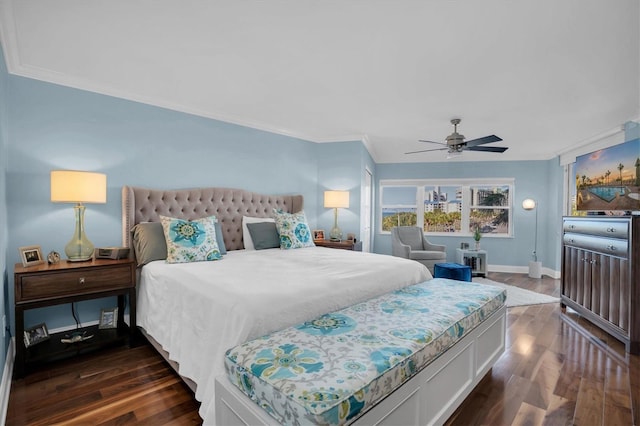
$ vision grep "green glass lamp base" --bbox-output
[64,204,95,262]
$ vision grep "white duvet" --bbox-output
[137,247,431,424]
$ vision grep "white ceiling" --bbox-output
[1,0,638,163]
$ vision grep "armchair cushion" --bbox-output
[409,251,447,261]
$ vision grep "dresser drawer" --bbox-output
[563,232,628,258]
[563,219,629,239]
[16,264,133,303]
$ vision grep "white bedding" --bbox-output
[137,246,431,424]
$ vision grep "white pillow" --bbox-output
[242,216,275,250]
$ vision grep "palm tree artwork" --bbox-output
[618,163,624,184]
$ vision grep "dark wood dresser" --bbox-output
[561,216,639,353]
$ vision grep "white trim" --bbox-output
[0,0,20,72]
[0,338,15,426]
[47,314,131,335]
[488,264,561,279]
[0,13,379,163]
[380,177,515,187]
[558,124,625,166]
[379,179,514,237]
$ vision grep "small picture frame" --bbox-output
[24,323,49,348]
[313,229,325,241]
[99,307,118,329]
[18,245,45,267]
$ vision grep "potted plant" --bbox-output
[473,226,482,250]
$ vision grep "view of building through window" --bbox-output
[381,179,513,237]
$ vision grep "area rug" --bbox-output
[472,277,560,308]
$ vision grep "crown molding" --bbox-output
[557,123,626,166]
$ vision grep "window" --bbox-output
[469,185,510,234]
[423,185,462,233]
[380,179,514,237]
[381,186,417,231]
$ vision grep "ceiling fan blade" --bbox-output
[418,139,446,146]
[466,145,508,153]
[405,147,448,154]
[465,135,503,147]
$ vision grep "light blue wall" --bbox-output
[5,75,371,334]
[374,159,563,271]
[0,44,9,369]
[314,141,377,244]
[316,141,363,239]
[1,51,578,366]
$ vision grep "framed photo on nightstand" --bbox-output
[18,245,45,267]
[313,230,325,241]
[24,323,49,348]
[99,307,118,329]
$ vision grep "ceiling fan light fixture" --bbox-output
[408,118,506,157]
[446,150,462,159]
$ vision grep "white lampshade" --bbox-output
[324,190,350,209]
[51,170,107,204]
[522,198,536,210]
[50,170,107,262]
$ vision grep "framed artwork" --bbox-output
[18,245,45,267]
[313,230,325,241]
[24,323,49,348]
[99,307,118,329]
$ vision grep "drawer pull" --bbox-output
[79,277,85,285]
[607,245,616,251]
[607,227,616,233]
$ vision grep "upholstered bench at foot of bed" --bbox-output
[219,278,506,425]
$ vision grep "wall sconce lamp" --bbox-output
[522,198,542,278]
[324,190,350,241]
[51,170,107,261]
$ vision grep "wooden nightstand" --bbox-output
[13,258,136,377]
[314,239,363,251]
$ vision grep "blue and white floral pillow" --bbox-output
[159,215,223,263]
[272,209,315,249]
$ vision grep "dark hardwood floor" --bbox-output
[6,273,639,425]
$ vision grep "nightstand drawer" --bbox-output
[16,265,133,302]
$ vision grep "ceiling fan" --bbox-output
[406,118,507,155]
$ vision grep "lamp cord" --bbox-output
[71,302,81,330]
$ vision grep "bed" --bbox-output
[121,186,436,424]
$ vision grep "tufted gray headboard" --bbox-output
[121,186,304,251]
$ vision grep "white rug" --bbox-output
[473,277,560,308]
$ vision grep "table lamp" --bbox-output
[51,170,107,261]
[324,190,350,241]
[522,198,542,278]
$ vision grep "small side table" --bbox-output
[455,248,488,277]
[314,239,363,251]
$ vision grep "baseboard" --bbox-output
[488,264,561,279]
[47,314,130,335]
[0,338,15,425]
